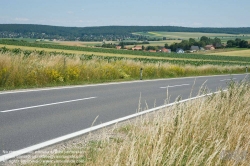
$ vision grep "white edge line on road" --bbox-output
[0,73,247,95]
[0,90,226,162]
[0,97,97,113]
[160,84,190,89]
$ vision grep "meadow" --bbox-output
[0,47,246,90]
[12,81,250,165]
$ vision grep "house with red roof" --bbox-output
[132,46,142,50]
[205,45,215,50]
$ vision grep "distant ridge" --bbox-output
[1,24,250,34]
[1,24,250,41]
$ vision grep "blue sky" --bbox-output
[0,0,249,27]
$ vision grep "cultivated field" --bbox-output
[54,40,182,48]
[133,31,250,42]
[0,44,226,62]
[2,43,250,67]
[55,41,104,47]
[208,49,250,57]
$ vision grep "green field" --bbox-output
[133,31,250,43]
[1,39,250,66]
[0,44,182,60]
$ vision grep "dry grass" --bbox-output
[0,50,246,90]
[54,41,104,47]
[10,81,250,166]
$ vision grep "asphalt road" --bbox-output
[0,74,249,157]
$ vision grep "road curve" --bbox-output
[0,74,249,160]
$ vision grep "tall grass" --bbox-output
[12,81,250,166]
[0,51,245,90]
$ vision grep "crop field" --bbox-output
[1,39,250,66]
[54,41,105,47]
[0,44,220,62]
[133,31,250,41]
[192,48,249,56]
[209,49,250,57]
[2,43,250,67]
[54,40,181,48]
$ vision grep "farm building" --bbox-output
[159,48,171,53]
[149,50,156,52]
[205,45,215,50]
[200,47,205,51]
[132,46,142,50]
[190,46,199,51]
[116,46,121,49]
[176,48,184,53]
[215,43,223,48]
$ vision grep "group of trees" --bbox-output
[167,36,250,51]
[118,41,149,48]
[227,38,249,48]
[101,43,116,48]
[166,36,222,51]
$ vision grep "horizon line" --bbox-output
[0,23,250,29]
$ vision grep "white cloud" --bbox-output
[67,11,73,14]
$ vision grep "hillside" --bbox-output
[1,24,250,41]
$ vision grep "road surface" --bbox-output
[0,74,248,159]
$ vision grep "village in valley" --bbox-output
[118,43,217,54]
[110,36,248,54]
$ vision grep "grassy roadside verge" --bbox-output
[7,81,250,165]
[0,49,247,91]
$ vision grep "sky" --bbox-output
[0,0,249,28]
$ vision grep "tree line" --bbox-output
[166,36,250,51]
[1,24,250,41]
[227,38,249,48]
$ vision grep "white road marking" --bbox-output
[160,84,190,89]
[0,90,226,162]
[220,78,237,82]
[0,74,247,95]
[0,97,96,113]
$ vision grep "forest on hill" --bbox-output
[1,24,250,41]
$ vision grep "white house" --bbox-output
[176,48,184,53]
